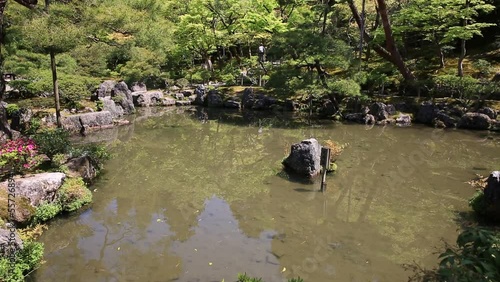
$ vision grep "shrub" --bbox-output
[69,144,110,170]
[175,78,190,89]
[57,177,92,212]
[469,190,488,217]
[435,227,500,281]
[5,104,20,117]
[0,241,44,282]
[0,138,41,175]
[24,117,41,136]
[328,79,361,97]
[33,128,70,160]
[32,202,62,224]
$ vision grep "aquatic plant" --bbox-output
[32,202,62,224]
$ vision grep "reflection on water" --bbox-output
[30,108,500,282]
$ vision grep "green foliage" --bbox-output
[5,104,20,116]
[0,241,44,282]
[175,78,190,89]
[328,79,361,97]
[33,128,70,160]
[472,59,492,78]
[433,75,480,101]
[16,98,54,109]
[469,190,488,216]
[96,100,104,111]
[57,177,92,212]
[69,144,111,170]
[32,202,62,224]
[24,117,41,136]
[436,227,500,281]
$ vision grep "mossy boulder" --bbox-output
[0,190,35,224]
[470,171,500,222]
[57,177,92,212]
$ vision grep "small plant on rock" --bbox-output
[57,177,92,212]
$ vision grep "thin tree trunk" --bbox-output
[347,0,415,81]
[458,0,469,77]
[50,51,61,128]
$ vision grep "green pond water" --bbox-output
[29,107,500,282]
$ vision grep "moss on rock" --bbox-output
[57,177,92,212]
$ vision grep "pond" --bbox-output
[29,108,500,282]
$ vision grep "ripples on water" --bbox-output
[31,108,500,282]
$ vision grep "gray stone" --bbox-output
[207,91,224,108]
[370,102,389,121]
[482,171,500,221]
[66,156,97,183]
[282,138,322,178]
[478,107,497,120]
[101,97,124,119]
[364,114,375,125]
[130,82,147,92]
[344,113,365,123]
[193,85,206,106]
[242,88,255,109]
[175,100,191,106]
[10,108,32,132]
[174,93,185,100]
[385,104,396,115]
[458,113,491,130]
[319,100,335,117]
[112,81,135,114]
[188,95,197,102]
[0,173,65,207]
[162,98,176,106]
[132,91,164,107]
[434,111,457,128]
[93,80,116,101]
[416,101,438,124]
[224,100,241,109]
[0,228,23,257]
[62,111,114,133]
[395,114,412,126]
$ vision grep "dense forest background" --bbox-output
[0,0,498,112]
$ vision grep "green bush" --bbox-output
[16,97,55,109]
[69,144,110,170]
[24,117,41,136]
[5,104,20,116]
[328,79,361,97]
[175,78,190,89]
[33,128,70,160]
[32,202,62,224]
[469,190,488,217]
[57,177,92,212]
[435,227,500,281]
[0,241,44,282]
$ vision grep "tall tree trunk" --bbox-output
[0,0,11,138]
[50,51,61,128]
[347,0,415,81]
[457,0,469,77]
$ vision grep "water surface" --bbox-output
[31,108,500,282]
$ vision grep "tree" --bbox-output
[21,1,82,127]
[0,0,38,138]
[347,0,415,81]
[395,0,495,72]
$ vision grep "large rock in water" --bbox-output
[416,101,438,124]
[480,171,500,221]
[193,85,206,106]
[66,156,97,183]
[100,97,124,119]
[111,81,135,114]
[370,102,389,121]
[62,111,114,133]
[282,138,321,178]
[0,172,66,223]
[131,91,164,107]
[206,90,223,107]
[458,113,491,130]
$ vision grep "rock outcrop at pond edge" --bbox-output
[282,138,321,178]
[62,111,114,133]
[0,170,95,225]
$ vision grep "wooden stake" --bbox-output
[320,147,331,192]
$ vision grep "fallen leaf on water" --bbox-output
[281,267,286,273]
[117,247,120,251]
[194,248,197,252]
[208,262,213,266]
[156,219,161,222]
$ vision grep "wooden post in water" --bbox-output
[320,147,331,192]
